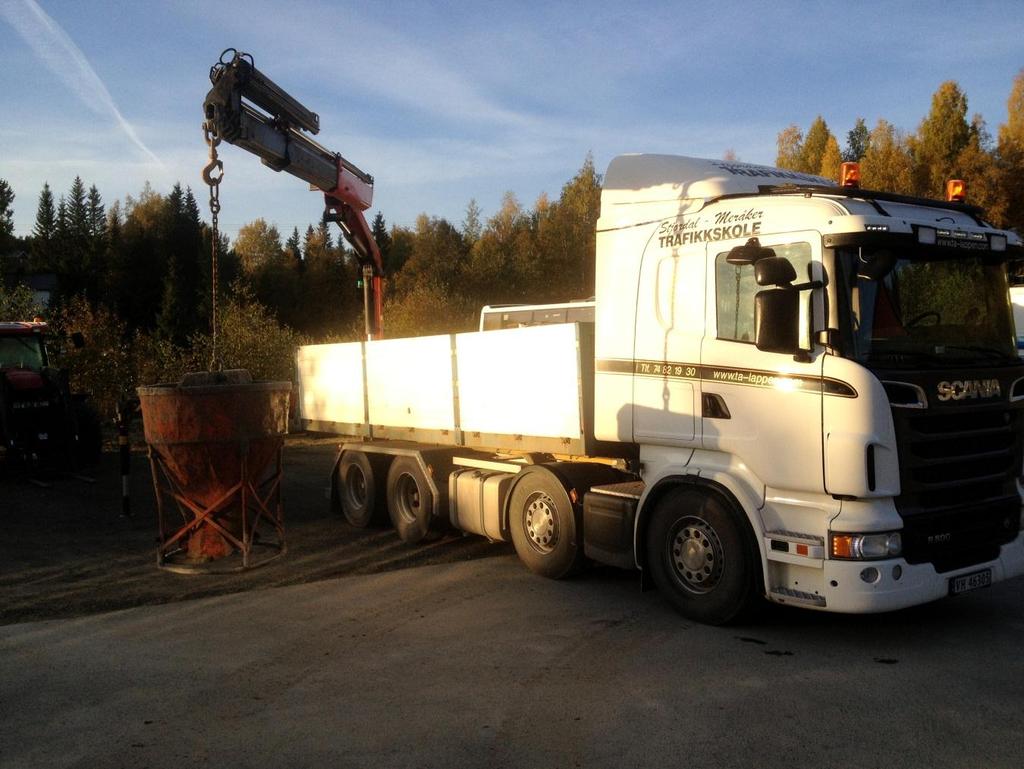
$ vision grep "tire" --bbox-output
[645,486,759,625]
[509,469,583,579]
[337,451,383,528]
[386,456,436,544]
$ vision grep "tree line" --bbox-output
[773,74,1024,233]
[1,73,1022,420]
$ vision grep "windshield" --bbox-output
[0,335,45,370]
[836,248,1017,367]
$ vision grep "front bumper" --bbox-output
[812,532,1024,613]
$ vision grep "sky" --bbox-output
[1,0,1022,245]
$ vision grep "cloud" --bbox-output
[0,0,164,166]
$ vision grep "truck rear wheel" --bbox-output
[645,486,758,625]
[386,456,436,544]
[509,469,583,579]
[338,451,384,528]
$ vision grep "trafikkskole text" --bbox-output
[658,208,764,248]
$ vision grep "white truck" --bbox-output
[296,155,1024,624]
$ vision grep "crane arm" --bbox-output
[202,49,384,338]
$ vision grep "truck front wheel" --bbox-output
[386,456,436,544]
[509,470,583,579]
[645,487,759,625]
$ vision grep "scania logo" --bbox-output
[936,379,1001,402]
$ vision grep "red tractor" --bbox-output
[0,321,100,474]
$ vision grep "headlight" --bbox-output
[830,531,902,560]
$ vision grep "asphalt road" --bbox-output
[2,553,1023,769]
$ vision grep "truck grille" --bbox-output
[891,404,1022,573]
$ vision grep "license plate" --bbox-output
[949,569,992,596]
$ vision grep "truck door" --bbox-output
[700,233,825,495]
[631,234,705,448]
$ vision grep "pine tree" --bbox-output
[86,184,107,291]
[317,220,334,252]
[462,200,482,244]
[86,185,106,242]
[106,200,123,253]
[156,183,205,343]
[184,187,201,221]
[371,212,392,268]
[53,194,70,301]
[0,179,14,249]
[156,256,187,343]
[31,182,56,269]
[302,225,317,262]
[67,176,90,248]
[55,176,95,301]
[285,226,302,265]
[843,118,870,162]
[55,195,68,244]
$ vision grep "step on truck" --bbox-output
[296,155,1024,624]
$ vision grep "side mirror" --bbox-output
[754,256,797,286]
[727,237,776,266]
[755,289,800,353]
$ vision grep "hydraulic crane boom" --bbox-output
[203,49,384,339]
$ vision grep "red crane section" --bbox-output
[203,49,384,338]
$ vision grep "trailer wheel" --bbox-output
[338,451,383,528]
[509,470,582,579]
[386,456,436,544]
[645,486,758,625]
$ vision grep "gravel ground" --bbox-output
[0,433,511,625]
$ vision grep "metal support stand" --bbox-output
[149,440,286,574]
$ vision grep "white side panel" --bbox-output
[365,335,455,431]
[457,325,582,439]
[594,223,652,442]
[295,342,364,424]
[632,224,705,447]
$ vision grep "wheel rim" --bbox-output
[669,515,724,594]
[344,465,367,508]
[524,492,558,554]
[394,472,421,523]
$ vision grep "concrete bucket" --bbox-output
[137,370,291,573]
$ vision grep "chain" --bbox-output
[202,122,224,371]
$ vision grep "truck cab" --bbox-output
[594,155,1024,620]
